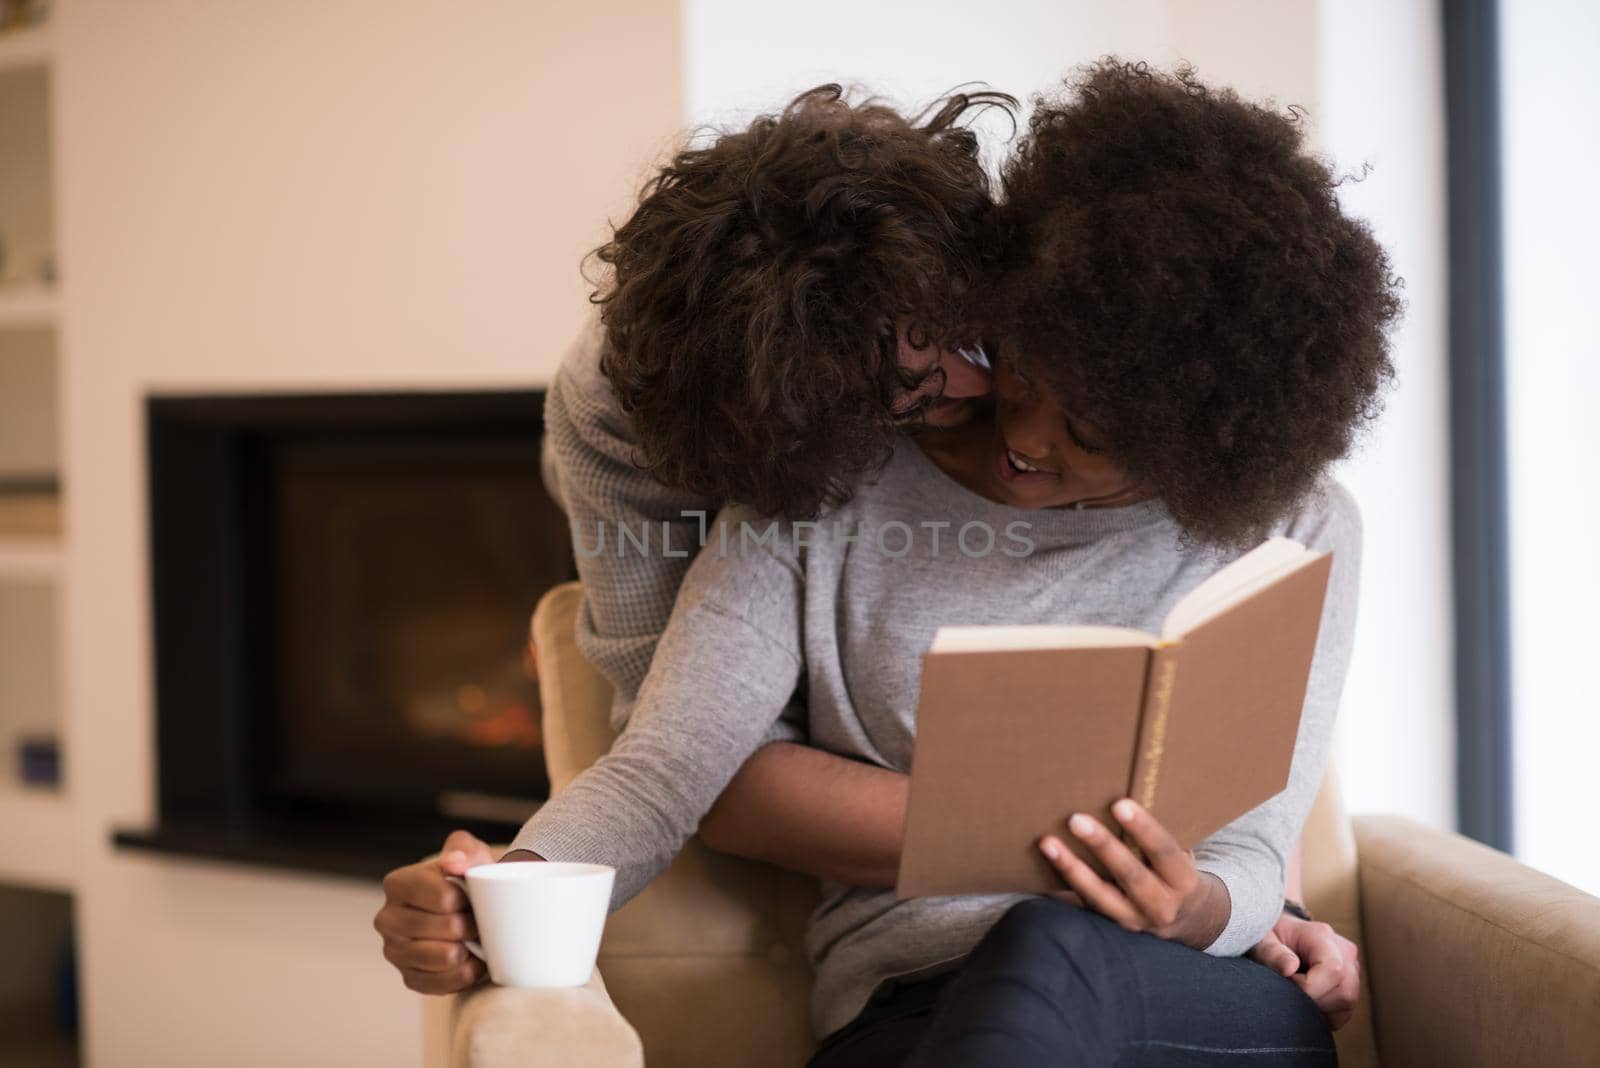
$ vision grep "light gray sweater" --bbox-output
[538,321,724,727]
[514,402,1362,1037]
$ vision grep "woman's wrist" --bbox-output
[1180,872,1232,949]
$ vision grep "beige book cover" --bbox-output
[896,538,1333,898]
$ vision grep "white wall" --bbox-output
[1318,0,1455,829]
[1502,0,1600,894]
[54,2,681,1064]
[687,0,1456,827]
[686,1,1319,156]
[688,0,1167,167]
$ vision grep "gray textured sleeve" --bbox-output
[543,324,719,730]
[1192,483,1364,956]
[762,698,809,746]
[509,510,805,906]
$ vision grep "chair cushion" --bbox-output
[533,583,620,792]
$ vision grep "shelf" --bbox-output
[0,24,51,74]
[0,785,76,892]
[112,812,526,882]
[0,284,56,329]
[0,536,61,579]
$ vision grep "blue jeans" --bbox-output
[808,898,1336,1067]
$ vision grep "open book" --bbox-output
[896,537,1333,898]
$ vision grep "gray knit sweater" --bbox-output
[537,322,721,720]
[518,333,1361,1037]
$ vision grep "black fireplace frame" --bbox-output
[114,390,570,881]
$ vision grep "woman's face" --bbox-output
[986,363,1137,509]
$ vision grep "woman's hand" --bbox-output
[1251,913,1360,1030]
[1039,798,1229,950]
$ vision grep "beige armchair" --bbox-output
[423,582,1600,1068]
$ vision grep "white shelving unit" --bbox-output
[0,785,75,893]
[0,537,61,580]
[0,14,70,896]
[0,282,56,327]
[0,23,49,74]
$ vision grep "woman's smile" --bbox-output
[994,436,1061,487]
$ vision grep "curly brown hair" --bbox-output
[592,84,1014,519]
[991,60,1401,545]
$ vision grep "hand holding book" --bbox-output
[1038,797,1230,950]
[897,536,1334,899]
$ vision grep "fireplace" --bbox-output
[115,391,574,879]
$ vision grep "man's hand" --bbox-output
[1039,799,1230,950]
[373,830,493,995]
[1250,912,1360,1030]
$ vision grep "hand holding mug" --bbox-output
[446,860,614,987]
[374,829,494,994]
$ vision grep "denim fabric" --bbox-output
[810,898,1336,1068]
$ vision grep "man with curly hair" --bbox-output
[376,75,1008,968]
[375,66,1389,1058]
[555,83,1012,721]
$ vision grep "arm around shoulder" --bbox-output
[510,514,807,906]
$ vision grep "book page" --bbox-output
[1161,537,1320,640]
[931,624,1156,653]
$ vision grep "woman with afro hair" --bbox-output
[792,60,1399,1065]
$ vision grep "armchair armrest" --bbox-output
[418,839,815,1068]
[1354,814,1600,1068]
[422,970,643,1068]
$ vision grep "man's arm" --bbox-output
[544,323,717,725]
[1250,841,1362,1029]
[706,742,1359,1030]
[508,506,804,907]
[699,742,908,888]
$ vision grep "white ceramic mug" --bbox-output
[445,862,615,987]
